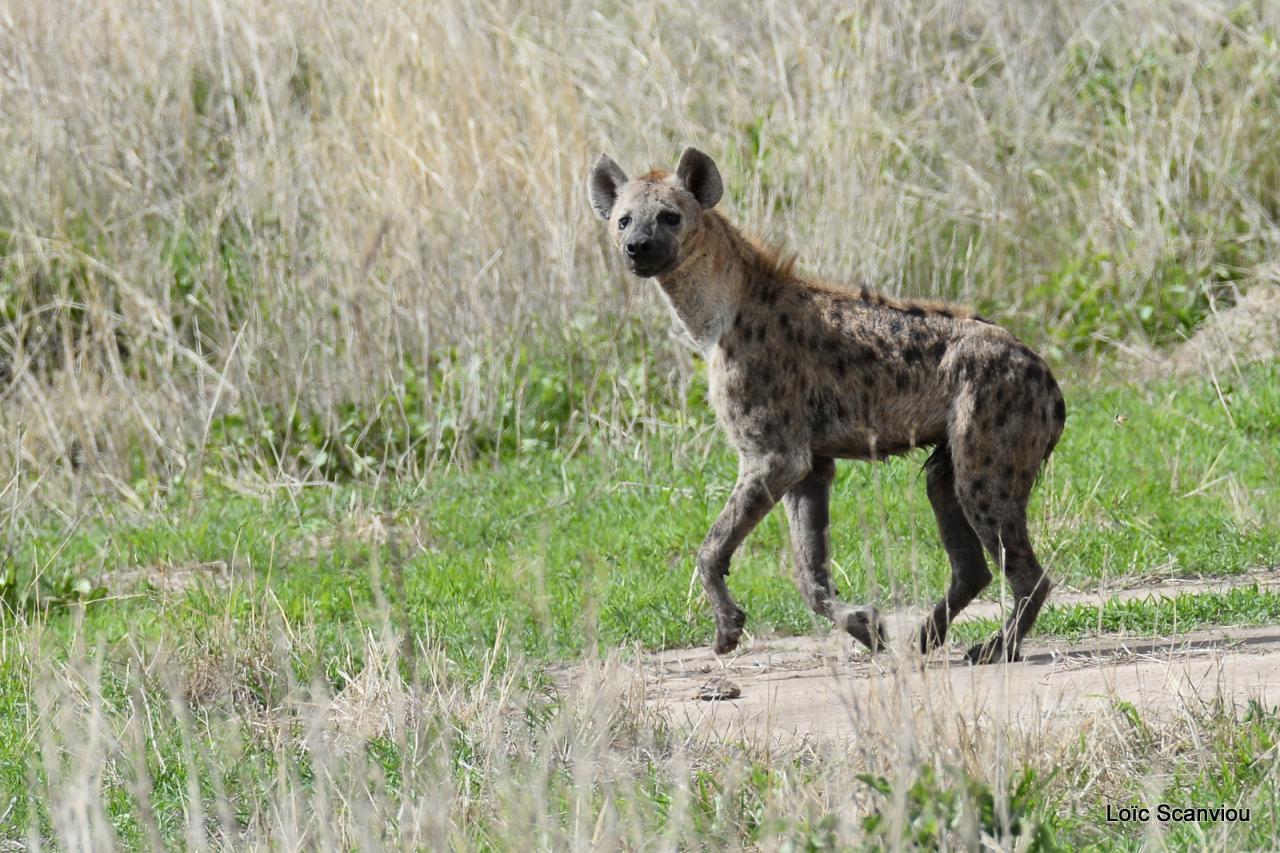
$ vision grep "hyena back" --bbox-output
[588,147,1066,664]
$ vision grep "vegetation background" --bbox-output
[1,0,1278,848]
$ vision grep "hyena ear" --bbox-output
[676,147,723,210]
[588,154,628,220]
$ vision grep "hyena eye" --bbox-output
[617,215,631,230]
[659,211,682,227]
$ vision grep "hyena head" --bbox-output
[587,147,723,278]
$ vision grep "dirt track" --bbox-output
[629,576,1280,744]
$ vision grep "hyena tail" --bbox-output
[1041,376,1067,470]
[922,439,954,485]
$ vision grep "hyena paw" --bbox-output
[713,607,747,655]
[964,634,1022,665]
[845,605,888,653]
[919,620,946,655]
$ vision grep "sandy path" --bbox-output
[626,574,1280,743]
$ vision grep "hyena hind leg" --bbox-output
[919,442,993,654]
[782,456,887,653]
[956,497,1052,664]
[949,379,1058,663]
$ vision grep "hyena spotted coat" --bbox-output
[588,147,1066,664]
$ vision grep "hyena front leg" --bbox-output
[782,455,887,652]
[699,452,809,654]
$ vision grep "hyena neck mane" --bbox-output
[656,209,985,351]
[655,210,796,353]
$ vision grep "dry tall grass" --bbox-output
[16,603,1271,849]
[2,0,1278,504]
[4,4,1279,847]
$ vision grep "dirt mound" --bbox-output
[102,560,231,596]
[1166,284,1280,376]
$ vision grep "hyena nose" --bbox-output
[626,238,653,257]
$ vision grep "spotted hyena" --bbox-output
[587,147,1066,664]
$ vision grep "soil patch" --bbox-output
[584,574,1280,745]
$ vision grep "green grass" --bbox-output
[1,363,1277,847]
[951,585,1280,648]
[1040,699,1280,851]
[5,1,1280,844]
[5,363,1278,665]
